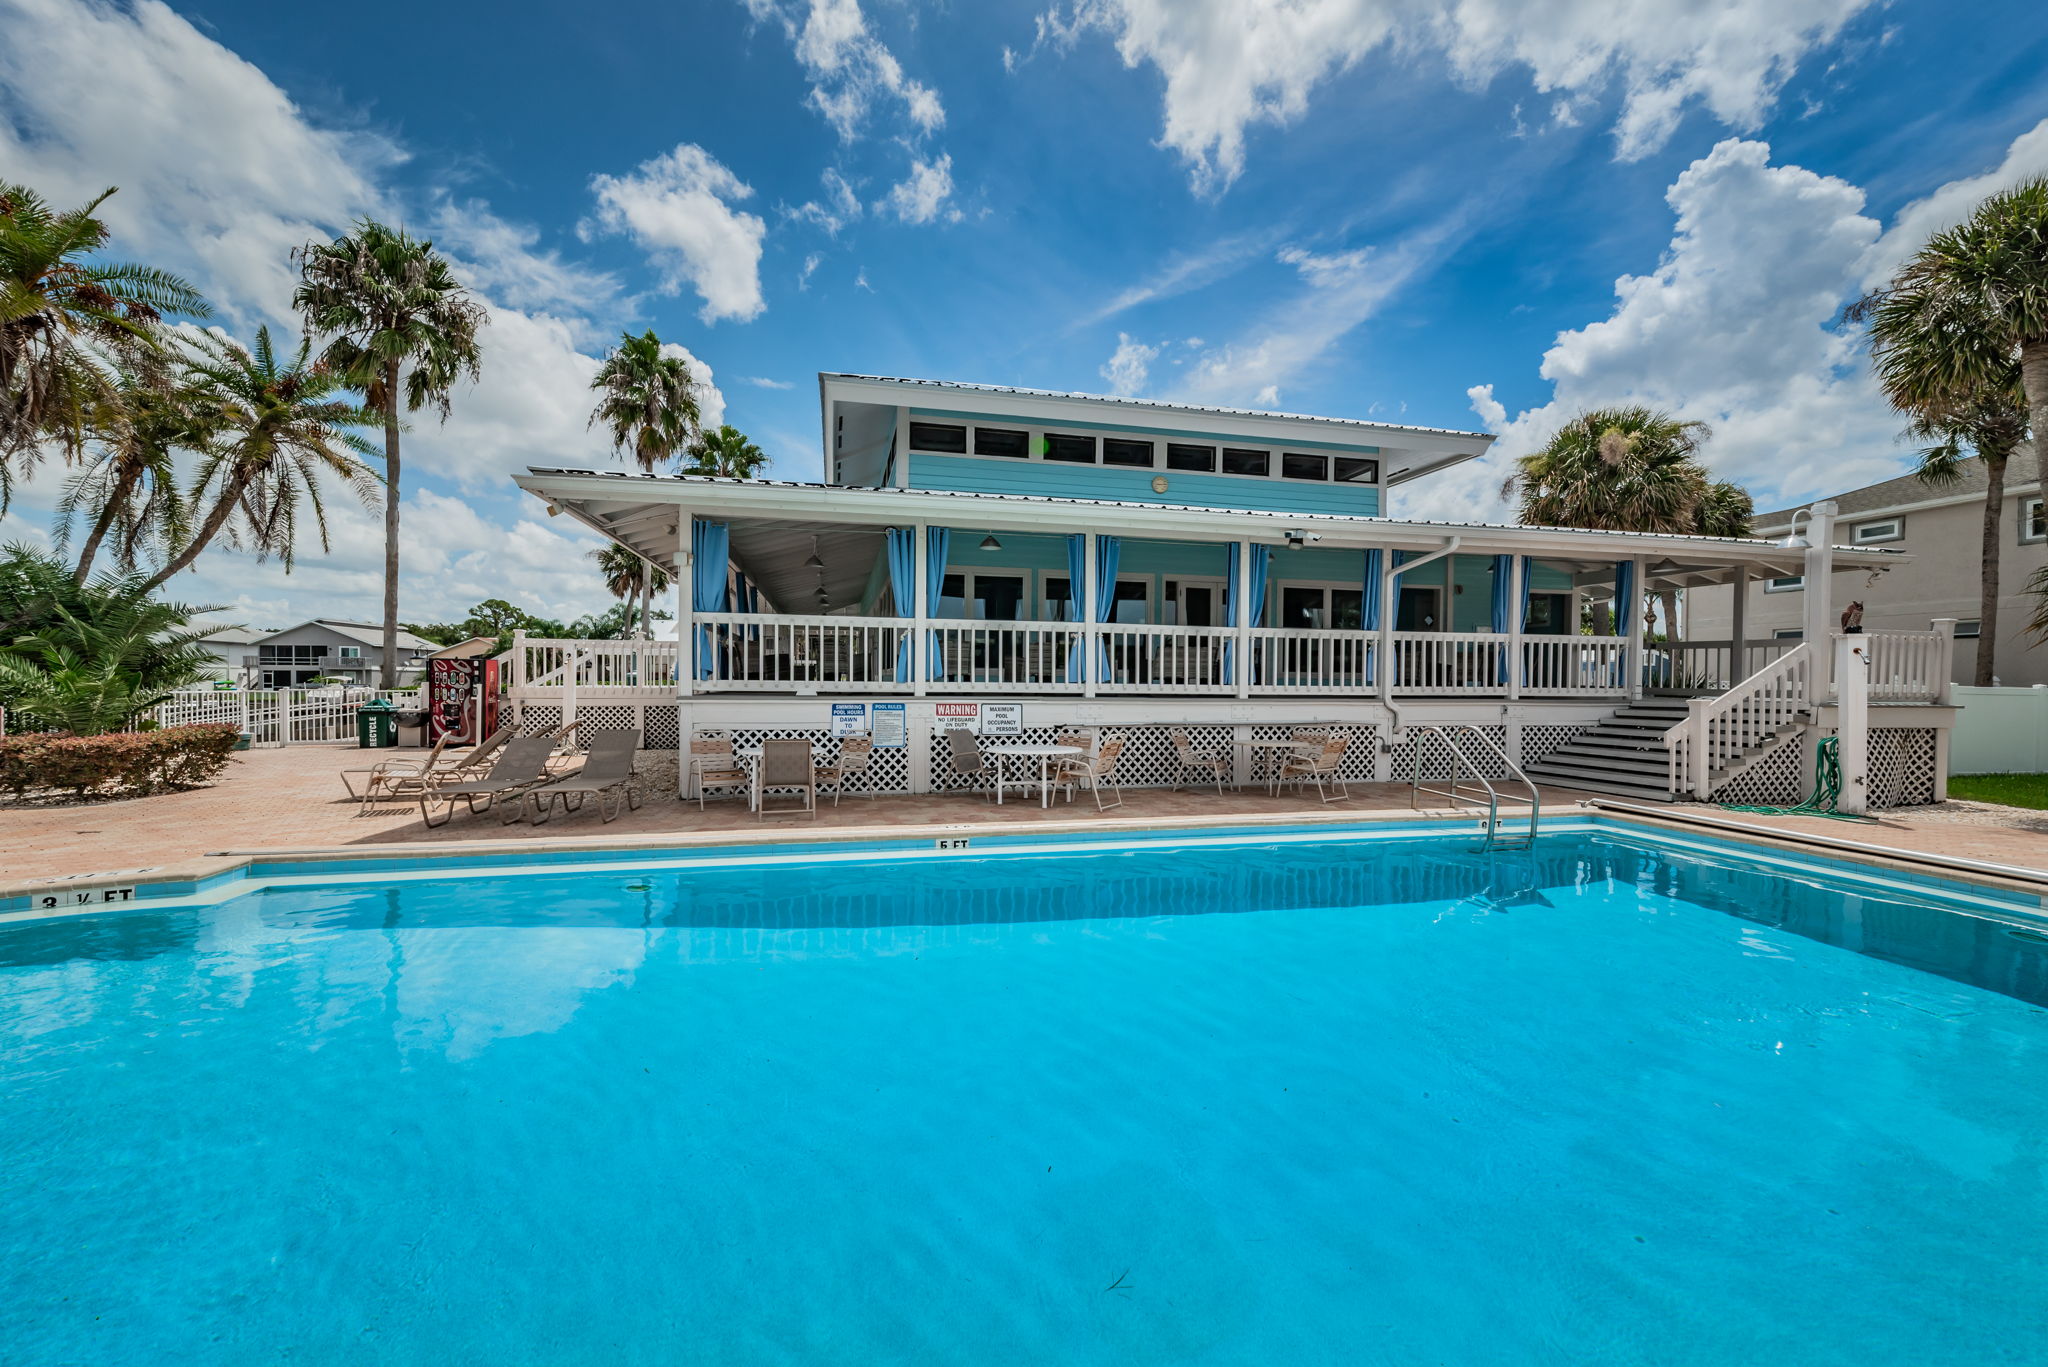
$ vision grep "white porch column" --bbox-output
[1801,499,1839,704]
[1625,556,1648,701]
[1728,564,1749,686]
[1082,533,1099,700]
[893,405,910,488]
[1376,552,1397,707]
[1233,537,1252,701]
[912,520,929,698]
[1835,633,1870,815]
[1931,617,1957,705]
[1505,555,1524,701]
[676,519,694,699]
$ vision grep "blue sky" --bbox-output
[2,0,2045,628]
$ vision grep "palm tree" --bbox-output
[684,423,769,479]
[1850,251,2033,685]
[140,327,379,591]
[588,329,702,471]
[588,542,672,637]
[0,181,208,510]
[294,220,486,687]
[57,355,217,582]
[1505,406,1744,636]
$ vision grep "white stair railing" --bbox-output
[1664,641,1813,798]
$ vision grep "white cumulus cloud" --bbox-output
[748,0,945,141]
[1034,0,1877,194]
[1099,334,1160,395]
[585,143,769,324]
[879,154,958,224]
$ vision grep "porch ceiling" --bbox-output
[513,469,1908,582]
[726,519,886,614]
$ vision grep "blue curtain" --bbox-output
[1092,535,1121,680]
[1222,543,1273,684]
[1065,534,1086,682]
[925,527,950,680]
[1614,561,1636,635]
[1519,557,1536,628]
[886,527,915,682]
[690,520,729,679]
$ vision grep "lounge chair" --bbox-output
[341,733,454,813]
[1168,727,1230,794]
[419,735,561,827]
[817,735,876,805]
[1281,734,1353,804]
[942,726,994,799]
[688,731,750,809]
[526,730,644,824]
[1054,731,1127,811]
[755,737,817,819]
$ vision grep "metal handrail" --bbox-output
[1408,723,1542,849]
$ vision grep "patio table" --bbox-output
[985,742,1086,809]
[1235,737,1316,793]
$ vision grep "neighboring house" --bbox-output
[246,620,440,688]
[1688,445,2046,686]
[188,625,266,684]
[512,372,1941,807]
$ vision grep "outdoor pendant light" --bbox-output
[804,535,825,569]
[979,534,1002,551]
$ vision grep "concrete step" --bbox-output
[1524,762,1677,802]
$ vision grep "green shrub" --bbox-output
[0,723,240,800]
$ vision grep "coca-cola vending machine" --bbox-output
[427,656,499,745]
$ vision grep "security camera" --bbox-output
[1283,529,1323,548]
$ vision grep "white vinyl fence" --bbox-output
[1948,685,2048,775]
[158,688,422,745]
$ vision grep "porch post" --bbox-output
[510,629,526,693]
[1082,533,1099,699]
[1626,556,1648,701]
[1801,499,1838,705]
[1835,633,1870,815]
[1233,537,1252,701]
[1505,554,1524,701]
[1932,617,1957,705]
[912,520,929,698]
[676,515,695,699]
[1729,564,1749,687]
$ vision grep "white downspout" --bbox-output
[1380,536,1461,737]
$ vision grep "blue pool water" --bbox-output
[4,830,2047,1366]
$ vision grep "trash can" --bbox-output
[356,700,398,748]
[394,710,428,748]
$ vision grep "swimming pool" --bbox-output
[4,822,2046,1365]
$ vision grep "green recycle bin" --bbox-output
[356,700,398,748]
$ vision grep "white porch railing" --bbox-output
[933,622,1089,691]
[1099,624,1236,695]
[513,636,681,698]
[1862,629,1948,704]
[1246,626,1373,694]
[1666,641,1814,798]
[1520,636,1631,696]
[684,614,908,692]
[1388,631,1510,695]
[1648,638,1800,694]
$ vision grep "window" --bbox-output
[973,427,1029,458]
[1280,452,1328,481]
[1279,584,1363,630]
[2022,497,2046,545]
[1955,619,1982,639]
[1102,437,1155,467]
[1166,443,1216,472]
[1334,456,1379,484]
[1221,447,1269,476]
[1852,518,1902,544]
[907,421,967,453]
[1043,433,1097,463]
[1764,576,1804,593]
[1042,576,1150,622]
[1773,629,1804,640]
[1523,593,1573,635]
[258,644,327,664]
[339,646,360,659]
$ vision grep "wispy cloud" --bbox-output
[1075,230,1281,329]
[742,376,795,389]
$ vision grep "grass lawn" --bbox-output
[1947,773,2048,810]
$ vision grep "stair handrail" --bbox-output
[1409,723,1541,848]
[1661,641,1813,799]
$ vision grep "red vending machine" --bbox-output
[427,656,500,745]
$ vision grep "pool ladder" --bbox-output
[1408,724,1541,850]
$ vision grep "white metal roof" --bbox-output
[818,372,1495,442]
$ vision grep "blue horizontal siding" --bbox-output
[907,453,1380,517]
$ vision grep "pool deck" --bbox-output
[2,743,2043,897]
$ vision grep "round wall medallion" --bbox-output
[1151,475,1169,494]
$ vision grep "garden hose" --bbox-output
[1719,736,1874,822]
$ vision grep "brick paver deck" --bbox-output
[2,744,2041,890]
